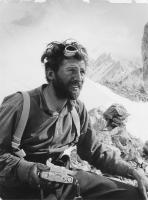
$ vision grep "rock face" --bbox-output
[88,54,148,102]
[142,22,148,93]
[88,106,145,169]
[89,54,138,83]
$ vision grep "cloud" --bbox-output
[107,0,132,3]
[35,0,47,2]
[82,0,90,3]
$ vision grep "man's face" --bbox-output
[52,58,86,100]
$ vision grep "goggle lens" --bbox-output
[64,45,78,57]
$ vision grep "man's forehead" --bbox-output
[61,58,86,68]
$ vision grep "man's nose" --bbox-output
[73,71,83,81]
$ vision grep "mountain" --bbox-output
[88,53,148,102]
[142,22,148,93]
[121,68,143,90]
[89,53,140,82]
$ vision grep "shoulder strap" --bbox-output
[71,107,80,143]
[11,91,30,157]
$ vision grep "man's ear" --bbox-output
[46,68,55,81]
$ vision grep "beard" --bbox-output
[52,74,83,100]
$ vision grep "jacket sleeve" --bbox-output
[0,93,33,187]
[77,102,133,178]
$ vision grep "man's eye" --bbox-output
[80,70,86,75]
[70,69,75,73]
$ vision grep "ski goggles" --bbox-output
[63,39,88,57]
[46,39,87,58]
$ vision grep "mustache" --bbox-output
[70,80,83,88]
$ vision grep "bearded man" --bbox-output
[0,39,148,200]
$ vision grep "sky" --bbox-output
[1,0,148,59]
[1,0,148,140]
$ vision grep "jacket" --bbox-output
[0,84,131,189]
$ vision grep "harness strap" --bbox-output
[11,91,30,157]
[11,92,80,157]
[71,107,80,143]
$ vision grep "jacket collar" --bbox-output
[39,84,76,115]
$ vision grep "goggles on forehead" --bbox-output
[64,45,81,57]
[45,39,87,58]
[63,39,87,57]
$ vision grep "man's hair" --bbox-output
[41,39,88,82]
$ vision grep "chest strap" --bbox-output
[71,107,80,143]
[11,92,80,157]
[11,91,30,158]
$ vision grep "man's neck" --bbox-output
[43,84,67,113]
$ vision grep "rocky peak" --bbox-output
[88,53,148,102]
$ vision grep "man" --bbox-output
[0,39,148,200]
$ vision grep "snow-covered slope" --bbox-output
[80,78,148,142]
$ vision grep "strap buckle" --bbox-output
[13,148,26,158]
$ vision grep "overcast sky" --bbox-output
[0,0,148,96]
[1,0,148,58]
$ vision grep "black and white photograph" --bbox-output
[1,0,148,199]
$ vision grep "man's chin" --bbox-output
[68,91,80,100]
